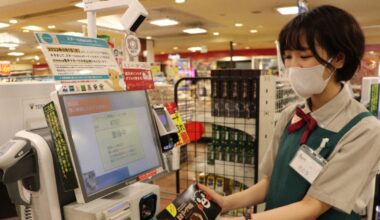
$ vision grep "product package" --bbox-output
[157,184,222,220]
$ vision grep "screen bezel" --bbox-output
[58,91,163,203]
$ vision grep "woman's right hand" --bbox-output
[197,183,227,212]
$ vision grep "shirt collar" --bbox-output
[302,85,351,126]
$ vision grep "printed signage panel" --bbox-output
[35,32,124,94]
[123,62,154,91]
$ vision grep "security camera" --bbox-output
[120,0,148,32]
[84,0,149,34]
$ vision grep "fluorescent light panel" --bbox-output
[75,2,84,8]
[8,52,24,56]
[188,47,202,52]
[276,6,299,15]
[63,32,84,37]
[183,28,207,34]
[175,0,185,3]
[23,25,43,31]
[150,18,178,27]
[0,23,10,29]
[0,43,19,48]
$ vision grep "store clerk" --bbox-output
[199,5,380,220]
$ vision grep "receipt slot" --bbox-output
[152,105,179,171]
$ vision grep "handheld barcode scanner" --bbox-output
[0,139,38,207]
[152,105,179,171]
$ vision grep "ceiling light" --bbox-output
[175,0,185,3]
[36,46,41,49]
[173,46,178,50]
[9,47,16,50]
[232,42,237,46]
[188,47,202,52]
[62,32,84,37]
[23,25,43,31]
[0,43,19,48]
[183,28,207,34]
[245,46,251,50]
[9,20,18,24]
[75,2,84,8]
[250,29,258,33]
[235,23,243,27]
[146,36,152,40]
[22,29,30,33]
[213,32,220,36]
[150,18,179,27]
[34,56,40,61]
[0,23,10,29]
[160,52,165,54]
[276,6,299,15]
[8,52,24,56]
[48,25,56,29]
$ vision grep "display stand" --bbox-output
[173,71,300,216]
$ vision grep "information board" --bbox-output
[35,32,124,94]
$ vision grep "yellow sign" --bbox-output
[150,64,161,76]
[170,112,190,147]
[165,203,177,217]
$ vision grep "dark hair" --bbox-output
[278,5,365,81]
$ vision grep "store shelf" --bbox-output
[189,156,255,187]
[192,111,256,136]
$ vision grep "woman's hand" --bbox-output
[218,216,245,220]
[197,183,226,212]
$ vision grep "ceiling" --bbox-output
[0,0,379,63]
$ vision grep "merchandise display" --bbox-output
[172,74,299,217]
[211,69,262,118]
[157,184,222,220]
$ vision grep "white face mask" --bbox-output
[287,58,335,98]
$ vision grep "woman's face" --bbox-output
[283,41,333,80]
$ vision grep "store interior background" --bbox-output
[0,0,380,214]
[0,0,379,91]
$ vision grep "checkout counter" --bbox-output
[0,90,179,220]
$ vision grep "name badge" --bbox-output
[289,144,327,184]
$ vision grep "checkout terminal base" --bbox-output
[64,182,160,220]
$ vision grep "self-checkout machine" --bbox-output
[0,1,169,219]
[151,105,180,172]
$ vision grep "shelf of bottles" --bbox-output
[173,70,262,217]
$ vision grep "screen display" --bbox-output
[60,91,162,202]
[155,108,170,132]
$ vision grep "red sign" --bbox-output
[138,169,157,181]
[123,68,154,91]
